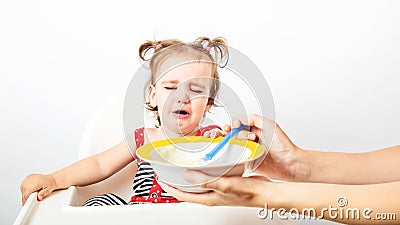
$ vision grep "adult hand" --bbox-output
[20,174,57,205]
[160,170,275,207]
[225,114,308,182]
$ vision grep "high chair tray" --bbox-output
[13,186,295,225]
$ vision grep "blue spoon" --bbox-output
[202,124,247,161]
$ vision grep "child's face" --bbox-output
[149,60,214,135]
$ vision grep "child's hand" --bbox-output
[20,174,57,205]
[203,128,224,138]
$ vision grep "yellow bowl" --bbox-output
[136,136,265,192]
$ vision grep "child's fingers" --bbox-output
[37,187,52,201]
[210,129,216,138]
[213,129,224,138]
[21,187,39,205]
[21,177,41,205]
[223,124,231,133]
[203,129,224,138]
[22,192,30,205]
[21,188,35,205]
[209,129,224,138]
[22,196,26,206]
[21,187,28,205]
[203,131,211,138]
[21,174,56,204]
[210,130,216,138]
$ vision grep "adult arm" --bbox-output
[162,171,400,225]
[228,114,400,184]
[297,145,400,184]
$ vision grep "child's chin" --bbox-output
[177,126,198,136]
[162,124,185,135]
[162,121,198,135]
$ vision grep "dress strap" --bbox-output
[133,127,145,160]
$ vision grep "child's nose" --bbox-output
[177,94,190,104]
[176,87,190,104]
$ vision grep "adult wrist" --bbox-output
[258,181,292,209]
[291,147,313,182]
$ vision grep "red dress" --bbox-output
[129,125,220,204]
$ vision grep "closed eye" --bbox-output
[191,88,203,93]
[164,86,177,90]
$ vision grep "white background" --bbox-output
[1,1,400,224]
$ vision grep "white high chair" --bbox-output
[13,93,296,225]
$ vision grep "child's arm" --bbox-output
[20,139,136,205]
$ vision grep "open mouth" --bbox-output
[173,109,190,118]
[173,110,189,115]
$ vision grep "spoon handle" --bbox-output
[203,124,246,161]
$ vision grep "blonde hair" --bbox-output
[139,37,229,125]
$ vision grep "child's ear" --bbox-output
[148,85,157,107]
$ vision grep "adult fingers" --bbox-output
[198,173,258,196]
[183,170,216,185]
[248,175,271,182]
[159,180,218,206]
[235,130,257,141]
[184,171,247,194]
[231,114,276,130]
[230,114,263,129]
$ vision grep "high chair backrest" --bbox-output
[79,93,125,159]
[75,92,138,204]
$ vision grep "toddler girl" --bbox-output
[20,36,229,206]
